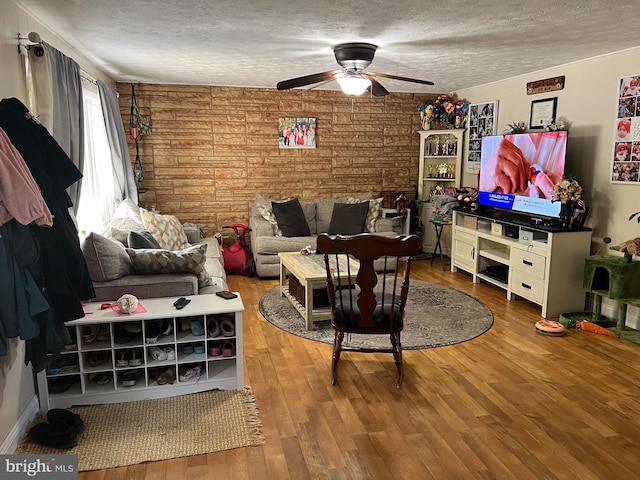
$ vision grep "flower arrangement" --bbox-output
[418,92,468,129]
[504,121,527,134]
[545,120,566,132]
[552,178,583,204]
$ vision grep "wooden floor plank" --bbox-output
[75,257,640,479]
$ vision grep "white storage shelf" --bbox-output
[451,210,592,318]
[39,294,244,409]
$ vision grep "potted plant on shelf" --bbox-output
[418,92,469,130]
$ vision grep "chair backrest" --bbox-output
[316,233,421,332]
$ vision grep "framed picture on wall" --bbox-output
[610,74,640,183]
[465,100,498,174]
[278,117,316,148]
[529,97,557,129]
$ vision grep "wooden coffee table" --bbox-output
[279,252,359,330]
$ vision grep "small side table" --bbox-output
[430,219,452,270]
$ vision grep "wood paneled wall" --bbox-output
[116,83,438,235]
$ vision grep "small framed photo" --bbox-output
[278,117,316,148]
[465,100,498,173]
[529,97,557,129]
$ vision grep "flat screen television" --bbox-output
[477,131,568,219]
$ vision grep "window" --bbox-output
[75,81,117,234]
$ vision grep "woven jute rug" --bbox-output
[16,387,265,471]
[259,280,494,350]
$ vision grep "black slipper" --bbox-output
[47,409,85,434]
[27,423,78,449]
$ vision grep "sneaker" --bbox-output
[149,346,167,361]
[163,346,176,361]
[179,365,202,381]
[156,319,173,336]
[122,371,138,387]
[193,342,205,354]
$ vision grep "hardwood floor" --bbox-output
[79,257,640,479]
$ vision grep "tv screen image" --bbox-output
[478,131,568,218]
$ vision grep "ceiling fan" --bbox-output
[276,42,434,96]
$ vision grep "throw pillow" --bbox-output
[139,208,189,250]
[106,198,145,232]
[127,230,162,249]
[81,232,133,282]
[271,198,311,237]
[254,193,284,236]
[346,196,383,233]
[328,202,369,235]
[125,244,213,288]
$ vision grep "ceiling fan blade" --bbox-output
[368,71,434,86]
[277,70,342,90]
[364,75,389,97]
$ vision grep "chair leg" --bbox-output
[332,330,344,386]
[390,331,403,388]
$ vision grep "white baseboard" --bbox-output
[0,395,39,454]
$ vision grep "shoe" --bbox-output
[149,346,168,361]
[193,342,205,354]
[89,372,112,386]
[63,327,78,351]
[47,409,84,435]
[129,349,143,366]
[222,340,236,358]
[28,423,78,449]
[179,365,202,381]
[209,340,222,356]
[114,325,134,344]
[189,317,205,336]
[220,317,235,337]
[122,371,138,387]
[124,322,142,333]
[163,346,176,361]
[48,376,78,394]
[157,367,175,385]
[82,325,98,344]
[96,324,110,342]
[115,350,130,367]
[156,318,173,336]
[181,343,194,355]
[47,355,78,375]
[88,350,109,367]
[145,322,160,343]
[207,319,221,338]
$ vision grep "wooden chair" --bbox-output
[316,233,421,388]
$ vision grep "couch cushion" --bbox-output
[126,244,213,288]
[271,198,311,237]
[82,232,133,282]
[328,202,369,235]
[252,235,319,255]
[127,230,162,249]
[314,197,338,234]
[301,202,317,235]
[140,208,189,250]
[347,196,383,233]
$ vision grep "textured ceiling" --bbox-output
[16,0,640,94]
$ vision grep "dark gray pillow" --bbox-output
[128,230,162,249]
[271,198,311,237]
[328,202,369,235]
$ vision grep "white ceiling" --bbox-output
[17,0,640,94]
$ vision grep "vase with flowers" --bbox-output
[552,178,584,229]
[419,92,469,130]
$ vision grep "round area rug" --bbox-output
[259,280,493,350]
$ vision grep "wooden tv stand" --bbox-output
[451,209,592,318]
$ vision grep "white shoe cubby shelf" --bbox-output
[37,294,244,409]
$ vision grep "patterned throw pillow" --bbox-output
[346,197,383,233]
[139,208,189,250]
[125,244,213,288]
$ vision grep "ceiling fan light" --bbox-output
[337,75,371,95]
